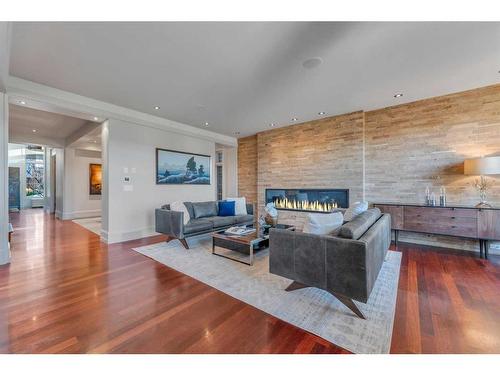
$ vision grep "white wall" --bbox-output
[104,118,216,243]
[223,146,238,198]
[61,148,101,219]
[0,92,10,265]
[54,148,65,219]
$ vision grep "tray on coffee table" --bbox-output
[211,224,294,265]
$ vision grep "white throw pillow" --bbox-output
[343,201,368,222]
[302,212,344,235]
[227,197,248,216]
[170,201,190,225]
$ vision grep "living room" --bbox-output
[0,1,499,372]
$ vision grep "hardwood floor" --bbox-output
[1,209,499,353]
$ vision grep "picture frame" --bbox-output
[156,148,211,185]
[89,163,102,195]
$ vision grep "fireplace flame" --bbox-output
[274,197,338,212]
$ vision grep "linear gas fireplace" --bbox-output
[265,188,349,213]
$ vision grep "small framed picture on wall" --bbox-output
[89,163,102,195]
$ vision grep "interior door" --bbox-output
[8,167,20,211]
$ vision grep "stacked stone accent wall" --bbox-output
[237,135,258,204]
[237,84,500,251]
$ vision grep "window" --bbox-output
[216,150,223,163]
[26,147,44,198]
[216,165,223,200]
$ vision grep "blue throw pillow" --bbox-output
[218,200,235,216]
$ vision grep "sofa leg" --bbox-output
[285,281,309,292]
[285,281,366,319]
[331,292,366,319]
[179,238,190,250]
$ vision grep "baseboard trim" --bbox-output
[62,210,102,220]
[104,227,159,244]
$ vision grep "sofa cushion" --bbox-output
[170,201,190,225]
[338,208,382,240]
[183,202,195,219]
[184,218,213,234]
[206,216,236,228]
[234,214,254,224]
[226,197,248,215]
[344,201,368,222]
[218,200,235,216]
[303,212,344,235]
[192,201,218,219]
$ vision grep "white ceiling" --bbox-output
[9,22,500,137]
[69,125,102,152]
[9,103,89,141]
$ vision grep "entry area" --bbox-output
[7,103,103,247]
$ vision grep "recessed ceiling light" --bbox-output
[269,123,275,127]
[292,118,298,122]
[394,93,403,98]
[318,112,326,116]
[93,117,99,121]
[32,129,37,133]
[204,122,209,126]
[302,57,323,69]
[154,106,160,110]
[19,100,26,105]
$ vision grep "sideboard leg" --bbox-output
[394,229,399,248]
[485,240,489,260]
[479,240,484,258]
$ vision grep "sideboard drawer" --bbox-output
[374,204,404,230]
[404,206,477,219]
[404,207,478,238]
[478,209,500,240]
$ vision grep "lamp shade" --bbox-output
[464,156,500,175]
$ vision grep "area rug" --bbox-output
[132,235,401,354]
[72,217,101,235]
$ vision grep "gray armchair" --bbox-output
[269,209,391,319]
[155,200,254,249]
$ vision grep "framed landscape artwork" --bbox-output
[89,163,102,195]
[156,148,211,185]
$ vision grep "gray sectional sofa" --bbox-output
[155,201,254,249]
[269,208,391,319]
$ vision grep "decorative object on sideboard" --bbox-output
[429,192,436,206]
[425,186,431,205]
[464,156,500,208]
[439,186,447,207]
[264,202,278,226]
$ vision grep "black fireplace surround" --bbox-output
[265,188,349,213]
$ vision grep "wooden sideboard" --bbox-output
[373,203,500,259]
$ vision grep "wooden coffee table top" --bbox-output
[212,228,265,245]
[212,224,295,245]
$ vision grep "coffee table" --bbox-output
[212,224,294,265]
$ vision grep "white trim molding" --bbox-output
[103,227,158,244]
[61,209,102,220]
[0,93,10,265]
[5,76,237,147]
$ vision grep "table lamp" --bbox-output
[464,156,500,208]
